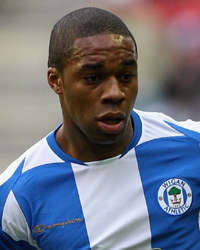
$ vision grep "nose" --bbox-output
[101,76,125,104]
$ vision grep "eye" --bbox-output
[119,72,136,83]
[84,74,103,84]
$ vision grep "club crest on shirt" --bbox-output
[158,178,192,215]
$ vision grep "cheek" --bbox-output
[126,82,138,102]
[68,91,95,120]
[132,85,138,100]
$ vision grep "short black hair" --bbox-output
[48,7,137,72]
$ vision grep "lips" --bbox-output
[97,112,125,121]
[96,112,125,134]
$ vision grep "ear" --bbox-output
[47,67,63,94]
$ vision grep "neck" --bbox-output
[55,118,134,162]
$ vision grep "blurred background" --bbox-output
[1,0,200,172]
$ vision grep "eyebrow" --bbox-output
[79,59,136,73]
[120,59,137,66]
[80,63,104,71]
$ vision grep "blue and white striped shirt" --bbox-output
[0,109,200,250]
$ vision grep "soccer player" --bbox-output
[0,7,200,250]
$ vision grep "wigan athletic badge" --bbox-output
[158,178,192,215]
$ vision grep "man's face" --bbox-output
[60,33,138,144]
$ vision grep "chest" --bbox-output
[32,140,200,250]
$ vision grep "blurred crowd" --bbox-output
[107,0,200,120]
[1,0,200,170]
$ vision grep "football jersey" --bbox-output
[0,109,200,250]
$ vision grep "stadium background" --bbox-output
[1,0,200,172]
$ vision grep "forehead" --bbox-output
[69,33,137,66]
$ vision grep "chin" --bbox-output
[90,131,124,145]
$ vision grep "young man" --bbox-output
[0,7,200,250]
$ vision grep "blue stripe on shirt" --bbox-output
[136,136,200,249]
[13,162,91,250]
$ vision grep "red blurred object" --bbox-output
[150,0,200,23]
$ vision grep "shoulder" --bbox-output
[133,109,200,145]
[0,135,63,188]
[0,135,60,249]
[0,131,65,217]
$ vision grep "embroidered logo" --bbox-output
[158,178,192,215]
[32,218,82,233]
